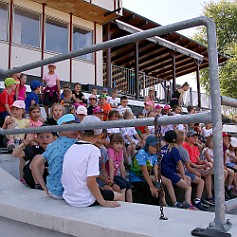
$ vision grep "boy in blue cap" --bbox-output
[25,80,42,113]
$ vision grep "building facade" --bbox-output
[0,0,122,85]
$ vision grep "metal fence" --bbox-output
[0,16,236,233]
[103,64,171,102]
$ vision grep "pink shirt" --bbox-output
[18,85,27,100]
[30,119,43,127]
[106,147,123,176]
[43,73,60,87]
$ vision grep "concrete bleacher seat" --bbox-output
[0,166,236,237]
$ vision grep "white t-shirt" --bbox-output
[120,127,139,144]
[117,105,132,116]
[173,113,185,131]
[108,98,118,107]
[202,127,213,138]
[107,127,120,134]
[62,141,100,207]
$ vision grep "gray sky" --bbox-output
[123,0,222,90]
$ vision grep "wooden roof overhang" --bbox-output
[32,0,121,25]
[103,8,228,81]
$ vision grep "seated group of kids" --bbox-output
[1,70,237,210]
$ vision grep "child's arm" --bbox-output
[177,161,189,183]
[108,157,115,181]
[15,86,19,100]
[203,149,214,163]
[3,103,12,116]
[56,80,61,98]
[226,151,237,162]
[185,162,201,177]
[87,176,120,207]
[125,134,134,145]
[141,165,158,198]
[154,164,158,182]
[120,160,125,179]
[134,133,141,142]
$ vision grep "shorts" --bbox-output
[162,172,181,184]
[43,91,59,107]
[90,188,114,206]
[185,171,196,182]
[114,176,131,190]
[225,162,237,169]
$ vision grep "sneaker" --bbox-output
[226,189,237,199]
[175,201,190,209]
[204,197,215,206]
[193,201,208,211]
[200,199,210,208]
[7,140,15,152]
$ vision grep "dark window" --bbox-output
[0,3,7,41]
[46,19,68,53]
[13,9,40,47]
[73,27,93,61]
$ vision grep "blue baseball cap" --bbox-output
[145,135,157,147]
[30,80,42,90]
[57,114,76,125]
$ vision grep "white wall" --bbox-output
[0,41,8,70]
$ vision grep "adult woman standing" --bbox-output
[170,82,189,108]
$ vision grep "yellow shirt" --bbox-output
[13,117,30,140]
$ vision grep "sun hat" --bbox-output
[4,78,19,87]
[48,63,56,68]
[99,94,107,99]
[148,86,155,91]
[57,114,76,125]
[76,105,87,115]
[187,130,199,137]
[163,105,172,110]
[93,106,104,114]
[164,130,177,143]
[12,100,25,109]
[30,80,42,90]
[81,115,102,135]
[89,95,97,100]
[145,135,157,147]
[222,132,230,137]
[155,104,163,109]
[230,137,237,148]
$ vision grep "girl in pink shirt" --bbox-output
[42,63,61,118]
[106,133,133,202]
[29,104,43,127]
[18,74,27,100]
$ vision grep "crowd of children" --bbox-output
[1,67,237,211]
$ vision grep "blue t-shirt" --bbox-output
[42,136,77,196]
[25,91,39,112]
[129,148,157,183]
[161,145,181,176]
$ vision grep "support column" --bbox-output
[94,22,97,85]
[105,23,112,88]
[195,60,202,110]
[69,13,73,84]
[171,52,176,94]
[8,0,14,70]
[135,42,139,99]
[41,3,46,77]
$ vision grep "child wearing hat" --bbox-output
[2,100,30,151]
[25,80,42,113]
[161,130,192,209]
[0,78,19,120]
[98,94,112,121]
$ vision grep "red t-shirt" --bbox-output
[182,142,200,164]
[0,90,14,113]
[100,103,112,121]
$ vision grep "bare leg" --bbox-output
[175,179,192,204]
[161,175,177,205]
[126,189,133,203]
[192,177,204,199]
[203,174,213,199]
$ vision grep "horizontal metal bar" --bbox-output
[0,16,211,76]
[0,112,212,135]
[225,199,237,212]
[221,96,237,108]
[115,19,204,62]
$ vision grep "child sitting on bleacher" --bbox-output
[45,103,64,125]
[106,133,132,202]
[161,130,192,209]
[17,74,27,101]
[2,100,30,151]
[25,80,42,114]
[0,78,19,121]
[108,90,118,109]
[28,104,43,127]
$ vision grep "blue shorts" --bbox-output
[225,162,237,169]
[185,171,196,182]
[162,172,181,184]
[114,176,131,190]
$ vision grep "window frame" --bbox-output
[0,1,9,42]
